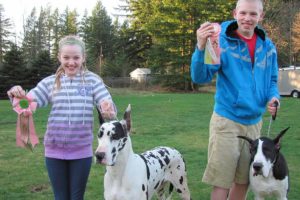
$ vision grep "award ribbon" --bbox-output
[12,94,39,150]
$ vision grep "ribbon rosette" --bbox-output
[204,23,221,64]
[12,94,39,150]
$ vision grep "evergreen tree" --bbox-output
[60,7,79,35]
[22,7,38,66]
[85,1,114,74]
[28,50,56,86]
[79,9,91,44]
[128,0,235,90]
[0,4,14,66]
[0,44,26,95]
[51,8,62,59]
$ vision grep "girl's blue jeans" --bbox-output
[45,157,92,200]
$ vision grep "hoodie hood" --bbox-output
[220,20,266,41]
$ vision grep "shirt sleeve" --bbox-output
[268,45,280,101]
[93,76,112,104]
[190,47,220,84]
[28,77,51,108]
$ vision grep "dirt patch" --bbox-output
[30,183,49,193]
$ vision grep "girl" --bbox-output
[7,35,116,200]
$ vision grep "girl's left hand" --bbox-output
[99,100,117,120]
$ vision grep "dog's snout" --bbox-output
[253,162,263,171]
[95,152,105,161]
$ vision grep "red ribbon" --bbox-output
[12,94,39,150]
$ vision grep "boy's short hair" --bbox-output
[236,0,263,11]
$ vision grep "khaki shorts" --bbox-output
[202,112,262,189]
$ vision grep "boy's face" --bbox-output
[233,0,264,38]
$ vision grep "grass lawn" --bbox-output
[0,88,299,199]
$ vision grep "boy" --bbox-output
[191,0,280,199]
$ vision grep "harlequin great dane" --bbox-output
[94,104,191,200]
[238,127,290,200]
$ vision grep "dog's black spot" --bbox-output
[177,188,182,193]
[107,131,111,136]
[142,184,145,191]
[118,140,126,151]
[98,129,104,138]
[148,152,156,159]
[158,149,166,157]
[139,155,150,180]
[154,181,160,189]
[112,148,117,161]
[169,183,174,194]
[179,176,183,184]
[164,156,170,165]
[158,159,164,168]
[111,122,127,140]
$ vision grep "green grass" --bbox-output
[0,89,299,199]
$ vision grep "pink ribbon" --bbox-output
[12,94,39,150]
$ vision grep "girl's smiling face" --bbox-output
[58,44,85,77]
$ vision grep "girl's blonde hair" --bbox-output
[54,35,87,90]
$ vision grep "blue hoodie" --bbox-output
[191,20,280,125]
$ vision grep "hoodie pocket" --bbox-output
[233,90,264,118]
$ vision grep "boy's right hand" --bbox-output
[196,22,217,50]
[7,85,26,99]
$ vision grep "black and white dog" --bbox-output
[238,127,290,200]
[95,104,191,200]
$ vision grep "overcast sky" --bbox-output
[1,0,120,36]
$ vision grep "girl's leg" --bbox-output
[45,157,69,200]
[69,157,93,200]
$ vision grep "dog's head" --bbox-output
[238,127,289,177]
[94,104,132,166]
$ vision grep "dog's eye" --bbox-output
[98,130,104,138]
[250,146,257,153]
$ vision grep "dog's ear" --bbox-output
[96,106,105,125]
[273,127,289,149]
[123,104,131,132]
[237,136,254,144]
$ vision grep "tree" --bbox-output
[263,0,300,66]
[0,4,14,66]
[51,8,62,59]
[60,7,79,35]
[103,21,150,77]
[292,12,300,64]
[79,9,91,44]
[127,0,235,90]
[28,50,56,86]
[22,7,38,66]
[84,1,114,74]
[0,44,26,94]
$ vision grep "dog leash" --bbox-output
[267,101,278,137]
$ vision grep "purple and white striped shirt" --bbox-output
[29,71,113,159]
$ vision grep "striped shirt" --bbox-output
[29,71,113,159]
